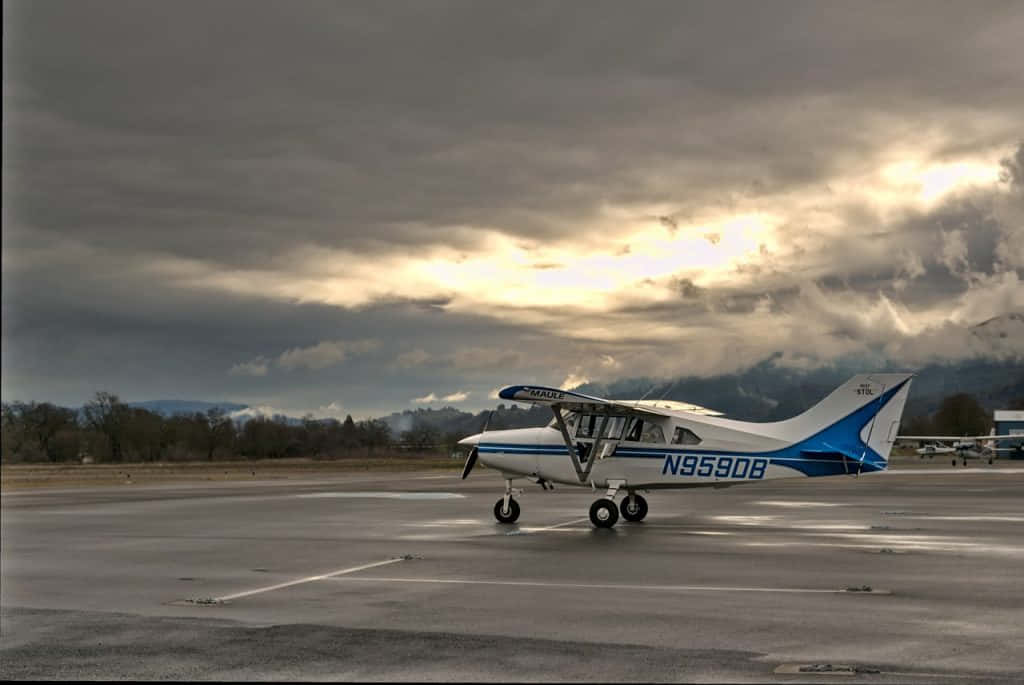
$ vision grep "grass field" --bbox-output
[0,456,460,491]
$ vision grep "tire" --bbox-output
[589,498,619,528]
[620,493,648,522]
[493,497,520,524]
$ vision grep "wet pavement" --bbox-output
[2,466,1023,681]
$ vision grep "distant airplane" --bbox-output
[914,442,955,458]
[897,430,1022,466]
[458,374,914,528]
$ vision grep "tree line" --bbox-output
[1,391,445,464]
[897,392,1015,437]
[3,389,1018,464]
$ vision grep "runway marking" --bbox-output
[215,557,407,602]
[330,576,863,595]
[295,491,465,500]
[893,515,1024,522]
[519,517,590,533]
[755,500,843,508]
[886,468,1024,474]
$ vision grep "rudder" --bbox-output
[776,373,914,457]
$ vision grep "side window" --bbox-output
[672,427,702,445]
[576,415,598,439]
[575,415,627,440]
[641,423,666,444]
[605,416,627,440]
[624,418,644,442]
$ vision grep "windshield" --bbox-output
[548,411,578,431]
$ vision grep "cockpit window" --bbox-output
[672,427,702,445]
[624,418,644,442]
[575,415,626,440]
[548,411,578,431]
[641,423,666,444]
[622,418,665,443]
[576,414,598,438]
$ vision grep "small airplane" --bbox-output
[458,373,914,528]
[897,430,1022,466]
[914,442,955,458]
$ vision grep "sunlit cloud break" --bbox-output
[413,391,470,404]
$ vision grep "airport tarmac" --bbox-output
[2,465,1023,682]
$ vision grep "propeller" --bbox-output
[460,446,478,480]
[460,411,494,480]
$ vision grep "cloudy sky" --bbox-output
[3,1,1023,418]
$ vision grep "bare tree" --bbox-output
[23,402,77,462]
[200,408,234,461]
[82,392,128,461]
[1,403,30,461]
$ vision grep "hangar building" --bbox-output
[994,410,1024,459]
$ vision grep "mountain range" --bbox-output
[128,356,1023,436]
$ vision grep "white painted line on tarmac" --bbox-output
[295,491,465,500]
[216,557,407,602]
[520,517,590,533]
[754,500,843,508]
[331,576,862,595]
[886,468,1024,474]
[894,515,1024,522]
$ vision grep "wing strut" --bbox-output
[551,404,603,484]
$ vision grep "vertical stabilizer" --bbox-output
[776,373,914,449]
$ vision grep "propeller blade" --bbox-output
[482,410,494,433]
[461,446,479,480]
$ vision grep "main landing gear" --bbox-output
[490,478,648,529]
[589,492,648,528]
[589,498,618,527]
[619,493,649,522]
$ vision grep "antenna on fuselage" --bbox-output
[634,382,659,408]
[655,378,680,403]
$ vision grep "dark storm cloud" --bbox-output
[6,1,1023,261]
[3,1,1024,413]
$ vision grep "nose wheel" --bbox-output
[493,478,522,524]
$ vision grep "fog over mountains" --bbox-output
[131,353,1023,437]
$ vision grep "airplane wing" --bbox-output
[497,385,717,418]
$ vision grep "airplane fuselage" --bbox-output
[459,373,914,527]
[463,401,893,489]
[474,426,788,488]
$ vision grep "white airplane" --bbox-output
[458,373,914,528]
[914,442,955,459]
[897,430,1021,466]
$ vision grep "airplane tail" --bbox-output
[775,373,914,468]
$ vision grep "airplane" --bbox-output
[457,373,914,528]
[914,442,955,459]
[897,430,1022,466]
